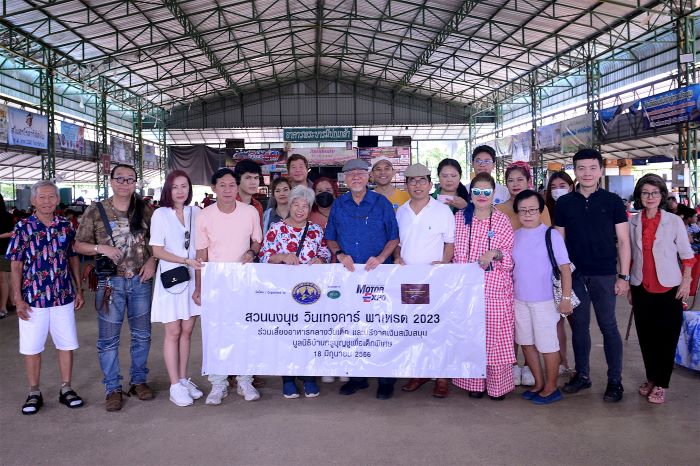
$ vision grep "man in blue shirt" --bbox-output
[7,180,85,415]
[326,158,399,399]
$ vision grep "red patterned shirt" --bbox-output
[259,221,331,264]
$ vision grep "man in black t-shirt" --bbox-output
[554,149,631,403]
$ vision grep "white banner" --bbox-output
[59,121,85,154]
[290,147,357,167]
[8,107,48,149]
[110,136,134,163]
[0,104,7,144]
[560,114,593,154]
[511,131,532,163]
[536,122,561,151]
[201,263,486,378]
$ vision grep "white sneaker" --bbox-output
[521,366,535,386]
[169,384,193,407]
[512,365,522,386]
[321,376,335,383]
[181,378,203,400]
[237,380,261,401]
[205,383,228,405]
[339,377,350,382]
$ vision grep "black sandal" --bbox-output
[21,393,43,415]
[59,389,84,408]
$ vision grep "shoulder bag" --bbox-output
[545,227,580,308]
[160,207,192,293]
[94,202,118,278]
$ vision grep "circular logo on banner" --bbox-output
[292,282,321,305]
[327,290,341,299]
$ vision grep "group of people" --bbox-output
[8,147,691,414]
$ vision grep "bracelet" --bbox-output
[94,244,99,253]
[561,296,572,301]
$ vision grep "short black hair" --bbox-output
[110,163,137,180]
[513,189,545,213]
[633,174,668,211]
[471,145,496,163]
[234,159,262,176]
[573,148,603,168]
[286,153,309,170]
[211,168,240,186]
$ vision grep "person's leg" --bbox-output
[0,271,9,312]
[125,277,152,387]
[587,275,623,384]
[521,345,544,392]
[25,354,41,388]
[540,352,561,396]
[485,364,514,398]
[650,289,684,389]
[178,317,197,380]
[163,321,183,385]
[96,278,127,394]
[531,300,561,396]
[569,275,592,377]
[631,285,655,383]
[556,319,570,370]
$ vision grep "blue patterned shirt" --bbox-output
[6,215,77,308]
[325,190,399,264]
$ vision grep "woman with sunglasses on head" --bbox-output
[431,158,470,213]
[149,170,204,407]
[452,172,516,400]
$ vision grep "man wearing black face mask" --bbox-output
[309,177,338,231]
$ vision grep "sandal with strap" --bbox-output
[21,393,44,415]
[59,389,84,408]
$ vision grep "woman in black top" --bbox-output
[0,194,16,318]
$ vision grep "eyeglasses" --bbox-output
[640,191,662,199]
[471,188,493,197]
[184,231,190,250]
[474,159,493,166]
[346,170,368,178]
[407,178,430,186]
[517,208,540,216]
[112,176,136,185]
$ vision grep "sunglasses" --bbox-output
[471,188,493,197]
[184,230,190,250]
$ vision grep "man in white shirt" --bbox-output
[467,145,510,205]
[393,163,455,398]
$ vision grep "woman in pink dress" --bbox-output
[452,172,516,400]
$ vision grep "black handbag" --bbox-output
[95,202,118,277]
[159,207,192,293]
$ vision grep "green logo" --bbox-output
[327,290,341,299]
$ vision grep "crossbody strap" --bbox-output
[545,227,561,279]
[96,202,116,247]
[296,222,310,258]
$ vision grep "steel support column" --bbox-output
[530,83,545,189]
[38,50,55,180]
[586,58,601,152]
[96,76,109,200]
[133,100,144,194]
[677,5,697,205]
[158,109,168,183]
[494,102,504,184]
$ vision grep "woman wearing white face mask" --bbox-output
[544,170,576,376]
[545,171,575,219]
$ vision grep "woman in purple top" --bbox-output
[512,190,573,405]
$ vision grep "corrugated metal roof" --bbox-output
[0,0,680,110]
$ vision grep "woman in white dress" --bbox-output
[150,170,204,407]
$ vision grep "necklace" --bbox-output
[467,208,493,266]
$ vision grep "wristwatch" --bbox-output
[617,274,631,281]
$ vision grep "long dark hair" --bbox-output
[544,171,574,217]
[437,158,470,202]
[159,170,193,208]
[110,164,147,235]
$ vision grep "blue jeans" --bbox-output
[571,274,623,384]
[96,276,153,393]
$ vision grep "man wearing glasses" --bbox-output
[467,145,510,205]
[75,164,157,411]
[393,163,455,398]
[326,158,400,399]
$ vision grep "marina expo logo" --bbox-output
[357,284,386,302]
[292,282,321,305]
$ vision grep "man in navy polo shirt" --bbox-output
[554,149,631,402]
[326,158,399,399]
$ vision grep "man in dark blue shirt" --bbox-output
[555,149,631,403]
[326,158,399,399]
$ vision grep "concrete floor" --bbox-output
[0,293,697,466]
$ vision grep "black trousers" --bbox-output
[631,285,684,388]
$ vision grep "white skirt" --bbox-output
[150,265,201,323]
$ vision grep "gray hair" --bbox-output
[31,180,59,199]
[288,185,315,209]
